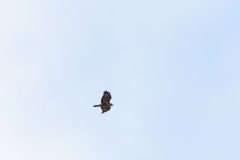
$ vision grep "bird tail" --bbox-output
[93,105,101,107]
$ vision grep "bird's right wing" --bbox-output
[101,106,111,114]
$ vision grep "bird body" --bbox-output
[93,91,113,114]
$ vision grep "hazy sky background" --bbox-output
[0,0,240,159]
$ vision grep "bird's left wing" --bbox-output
[101,91,111,104]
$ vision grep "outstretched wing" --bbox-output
[101,106,111,114]
[101,91,111,104]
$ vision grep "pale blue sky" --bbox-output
[0,0,240,159]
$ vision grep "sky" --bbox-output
[0,0,240,159]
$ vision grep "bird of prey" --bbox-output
[93,91,113,114]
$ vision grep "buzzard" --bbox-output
[93,91,113,114]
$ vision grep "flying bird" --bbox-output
[93,91,113,114]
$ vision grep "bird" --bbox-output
[93,91,113,114]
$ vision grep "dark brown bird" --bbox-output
[93,91,113,114]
